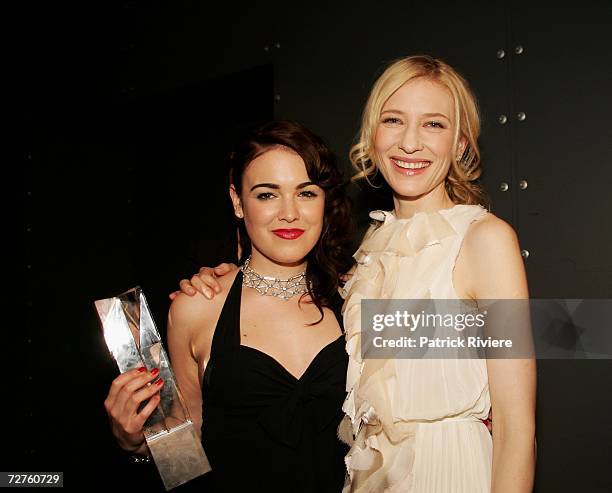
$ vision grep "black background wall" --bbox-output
[14,1,612,491]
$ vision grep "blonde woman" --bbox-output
[178,55,536,492]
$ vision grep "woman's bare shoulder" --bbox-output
[463,212,519,255]
[169,270,240,335]
[459,211,527,299]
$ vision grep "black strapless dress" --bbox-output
[200,271,348,492]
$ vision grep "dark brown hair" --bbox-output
[229,120,354,322]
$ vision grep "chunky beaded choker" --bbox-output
[240,257,308,301]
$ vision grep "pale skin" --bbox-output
[175,79,535,492]
[375,78,535,492]
[105,148,343,456]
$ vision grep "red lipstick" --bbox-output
[272,229,305,240]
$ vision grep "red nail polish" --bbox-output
[156,378,164,386]
[151,368,159,376]
[137,367,146,373]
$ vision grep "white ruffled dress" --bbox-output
[340,205,492,493]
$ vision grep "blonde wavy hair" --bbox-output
[350,55,488,206]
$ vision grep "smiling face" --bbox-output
[374,77,464,214]
[230,147,325,274]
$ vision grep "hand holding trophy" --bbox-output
[104,366,164,454]
[95,287,211,490]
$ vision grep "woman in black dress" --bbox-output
[104,120,354,492]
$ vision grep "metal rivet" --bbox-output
[498,114,508,124]
[517,112,526,121]
[274,94,281,102]
[26,227,31,233]
[26,191,32,196]
[499,182,509,192]
[496,49,505,59]
[263,45,270,52]
[274,41,281,49]
[518,179,528,190]
[521,249,530,259]
[27,264,32,270]
[26,153,33,160]
[515,45,524,55]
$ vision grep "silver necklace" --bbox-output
[240,256,308,301]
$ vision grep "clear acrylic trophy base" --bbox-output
[147,421,210,490]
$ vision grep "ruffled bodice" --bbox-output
[340,205,492,493]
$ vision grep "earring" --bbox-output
[236,211,243,219]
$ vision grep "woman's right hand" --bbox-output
[169,263,238,300]
[104,367,165,453]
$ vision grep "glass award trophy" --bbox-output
[95,287,211,490]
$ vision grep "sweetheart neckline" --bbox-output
[239,335,344,381]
